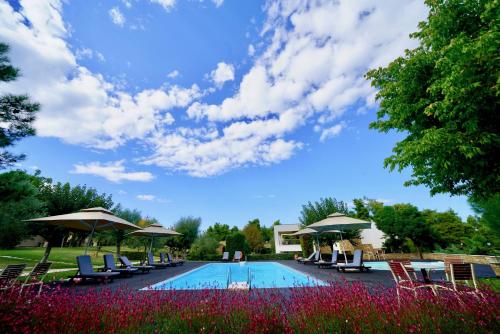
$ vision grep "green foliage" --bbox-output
[422,209,469,248]
[299,197,349,226]
[0,43,39,167]
[0,171,44,248]
[246,253,295,261]
[243,219,264,253]
[366,0,500,199]
[206,223,231,242]
[469,194,500,236]
[352,198,371,220]
[225,231,249,256]
[371,203,436,258]
[188,233,219,260]
[168,216,200,252]
[106,205,142,255]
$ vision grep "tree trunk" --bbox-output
[415,246,423,259]
[41,242,52,262]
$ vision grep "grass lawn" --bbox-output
[0,246,139,270]
[480,278,500,292]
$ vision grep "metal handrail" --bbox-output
[247,268,252,290]
[226,267,232,288]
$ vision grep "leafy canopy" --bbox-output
[366,0,499,199]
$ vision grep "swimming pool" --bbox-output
[144,262,327,290]
[366,261,444,270]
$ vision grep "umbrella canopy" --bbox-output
[307,213,371,232]
[308,213,371,264]
[25,207,141,254]
[290,227,320,236]
[128,223,180,237]
[26,207,140,231]
[127,223,181,252]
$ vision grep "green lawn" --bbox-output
[0,246,138,270]
[480,278,500,292]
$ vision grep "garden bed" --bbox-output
[0,282,498,333]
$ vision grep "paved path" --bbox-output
[61,260,496,291]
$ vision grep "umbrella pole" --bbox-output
[340,229,348,264]
[316,234,322,261]
[84,220,97,255]
[149,236,154,253]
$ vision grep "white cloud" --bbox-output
[150,0,176,11]
[209,62,235,88]
[0,1,202,149]
[0,0,428,178]
[212,0,224,8]
[71,160,154,182]
[137,194,156,201]
[167,70,179,78]
[75,47,105,62]
[248,44,255,56]
[136,194,170,203]
[121,0,132,9]
[109,7,125,27]
[117,190,127,195]
[319,123,345,142]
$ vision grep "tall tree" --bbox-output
[372,203,435,258]
[366,0,499,200]
[168,216,201,254]
[206,223,231,242]
[243,220,264,254]
[0,43,39,168]
[110,205,141,255]
[0,170,44,248]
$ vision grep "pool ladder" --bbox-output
[226,267,252,290]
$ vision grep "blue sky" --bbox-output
[1,0,473,230]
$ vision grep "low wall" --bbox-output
[366,252,499,264]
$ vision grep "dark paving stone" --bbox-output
[60,260,496,291]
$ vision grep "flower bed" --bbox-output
[0,282,498,333]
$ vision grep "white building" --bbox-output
[273,224,302,254]
[273,222,385,254]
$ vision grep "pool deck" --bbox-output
[62,260,496,291]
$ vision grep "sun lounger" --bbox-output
[159,253,176,267]
[147,252,170,268]
[334,250,371,272]
[388,261,436,302]
[72,255,119,283]
[221,252,229,261]
[103,254,138,276]
[118,256,153,273]
[316,250,339,268]
[298,250,320,265]
[167,253,184,266]
[233,251,243,262]
[0,264,26,290]
[20,262,52,295]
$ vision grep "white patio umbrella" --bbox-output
[127,223,181,252]
[308,212,372,264]
[26,207,141,254]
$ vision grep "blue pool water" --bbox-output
[367,261,444,270]
[144,262,326,290]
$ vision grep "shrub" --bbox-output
[226,231,249,255]
[188,234,219,260]
[246,253,295,261]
